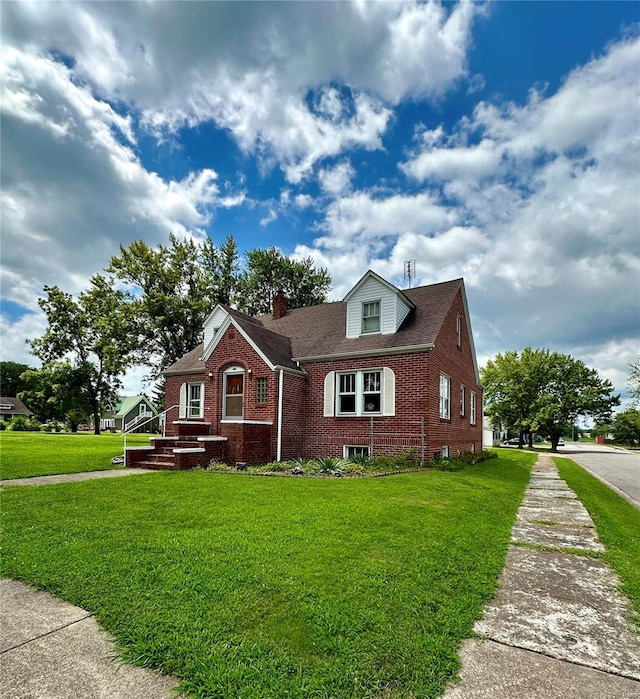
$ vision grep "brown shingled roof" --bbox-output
[165,277,463,374]
[257,278,462,359]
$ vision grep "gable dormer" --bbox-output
[343,270,414,339]
[203,305,230,349]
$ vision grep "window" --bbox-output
[338,373,357,414]
[344,445,370,459]
[442,446,449,459]
[256,377,268,405]
[188,383,203,418]
[433,450,442,461]
[337,370,382,415]
[324,368,395,418]
[439,374,450,419]
[470,391,477,425]
[460,385,466,417]
[223,369,244,419]
[363,371,381,413]
[362,300,381,334]
[456,314,462,348]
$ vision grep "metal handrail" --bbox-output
[124,411,153,432]
[123,404,179,468]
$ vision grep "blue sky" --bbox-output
[1,1,638,404]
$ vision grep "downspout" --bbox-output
[277,368,284,461]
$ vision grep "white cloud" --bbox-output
[2,1,479,183]
[319,191,457,250]
[295,36,639,401]
[0,312,46,367]
[318,162,355,196]
[0,44,244,308]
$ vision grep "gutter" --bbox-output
[276,368,284,462]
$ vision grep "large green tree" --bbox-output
[19,362,94,431]
[0,361,34,397]
[236,247,331,316]
[108,234,240,377]
[628,358,640,405]
[483,348,620,452]
[611,407,640,445]
[530,351,619,451]
[108,236,331,375]
[29,276,138,434]
[482,348,548,448]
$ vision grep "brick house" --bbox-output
[125,271,482,469]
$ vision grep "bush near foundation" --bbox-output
[204,449,497,476]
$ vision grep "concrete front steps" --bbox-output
[125,431,228,470]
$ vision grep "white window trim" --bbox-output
[179,382,204,419]
[460,384,466,417]
[442,446,449,459]
[439,373,451,420]
[456,314,462,348]
[324,368,395,417]
[361,300,381,335]
[187,383,204,418]
[470,391,477,425]
[222,366,244,420]
[343,445,370,459]
[336,369,381,416]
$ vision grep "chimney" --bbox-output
[272,289,288,319]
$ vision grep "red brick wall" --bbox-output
[164,373,206,436]
[205,327,279,431]
[280,372,307,459]
[300,353,430,459]
[165,293,483,462]
[424,288,483,457]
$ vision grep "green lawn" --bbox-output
[554,456,640,625]
[1,450,535,698]
[0,431,152,480]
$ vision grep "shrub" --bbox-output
[8,416,40,432]
[315,457,349,473]
[0,421,5,431]
[206,461,232,472]
[429,449,496,471]
[261,461,287,472]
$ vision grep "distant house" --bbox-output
[101,395,159,433]
[0,396,33,422]
[483,411,506,448]
[126,270,484,470]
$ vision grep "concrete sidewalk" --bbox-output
[1,467,158,488]
[0,579,180,699]
[443,453,640,698]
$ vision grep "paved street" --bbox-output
[562,442,640,508]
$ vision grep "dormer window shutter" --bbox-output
[323,371,335,417]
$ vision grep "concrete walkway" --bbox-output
[1,467,157,488]
[443,453,640,698]
[0,579,180,698]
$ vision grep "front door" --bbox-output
[223,369,244,419]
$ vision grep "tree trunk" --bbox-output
[92,404,101,435]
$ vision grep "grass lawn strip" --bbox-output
[554,456,640,628]
[0,431,152,480]
[1,450,534,698]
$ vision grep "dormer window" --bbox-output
[362,301,381,334]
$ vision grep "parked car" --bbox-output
[503,437,523,446]
[557,438,565,446]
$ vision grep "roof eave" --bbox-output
[293,343,434,363]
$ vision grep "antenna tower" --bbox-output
[404,260,416,288]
